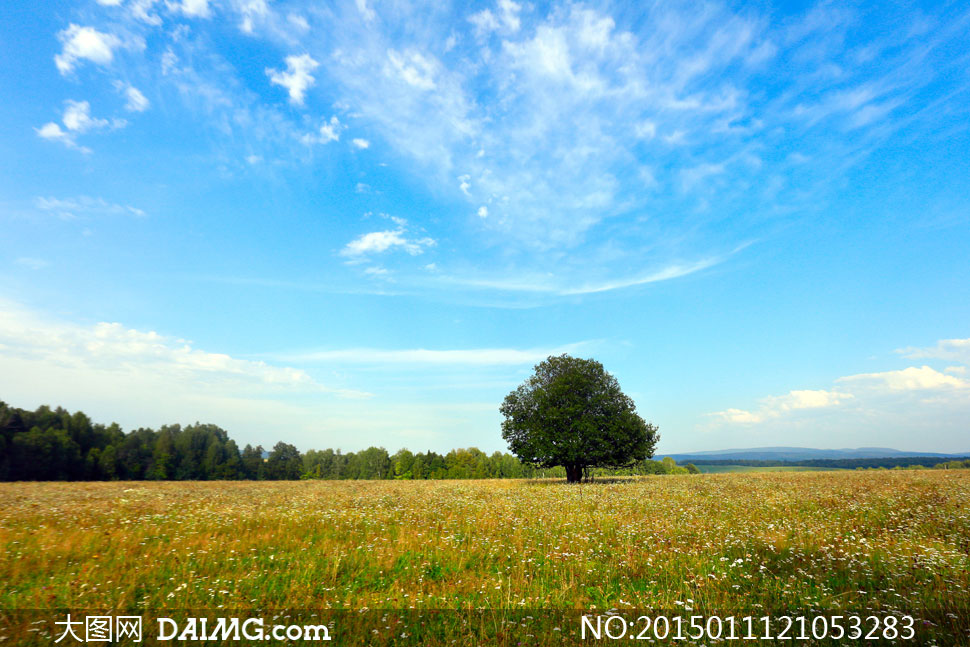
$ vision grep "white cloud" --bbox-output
[55,25,123,74]
[62,100,110,133]
[346,233,402,255]
[764,389,854,411]
[792,84,902,131]
[340,229,435,258]
[469,10,500,35]
[35,0,962,308]
[504,25,574,81]
[275,343,589,366]
[318,117,341,143]
[0,300,369,398]
[498,0,522,31]
[234,0,269,33]
[116,82,150,112]
[561,259,718,295]
[710,408,764,424]
[705,338,970,450]
[898,338,970,365]
[437,256,720,296]
[36,101,118,152]
[355,0,376,22]
[302,115,341,144]
[386,49,438,90]
[635,121,656,139]
[0,302,585,452]
[267,54,319,106]
[168,0,211,18]
[680,162,727,192]
[35,195,147,220]
[316,1,810,257]
[477,205,488,218]
[0,302,411,450]
[709,389,852,425]
[352,138,370,149]
[838,365,968,391]
[711,364,969,428]
[287,14,310,32]
[15,257,49,270]
[36,122,89,153]
[470,0,522,35]
[161,49,179,75]
[663,130,687,145]
[97,0,123,5]
[128,0,163,25]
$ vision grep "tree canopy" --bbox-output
[500,354,659,482]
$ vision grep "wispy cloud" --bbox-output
[301,115,342,145]
[0,302,525,451]
[897,338,970,365]
[36,100,124,152]
[234,0,270,34]
[63,100,111,132]
[0,299,369,399]
[115,81,150,112]
[35,122,90,153]
[354,0,375,23]
[340,218,436,261]
[709,389,853,425]
[705,338,970,449]
[31,0,970,302]
[14,257,50,270]
[274,342,592,366]
[154,34,311,165]
[838,365,969,391]
[168,0,212,19]
[469,0,521,35]
[560,259,720,295]
[190,253,722,304]
[310,1,792,253]
[438,255,724,296]
[35,195,146,220]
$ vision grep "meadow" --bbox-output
[2,471,969,645]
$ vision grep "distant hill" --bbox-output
[660,446,968,463]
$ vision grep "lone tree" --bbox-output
[500,354,659,483]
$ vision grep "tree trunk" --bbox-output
[565,465,583,483]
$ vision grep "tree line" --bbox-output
[0,401,695,481]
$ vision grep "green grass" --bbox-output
[1,471,968,645]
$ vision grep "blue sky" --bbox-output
[2,0,969,454]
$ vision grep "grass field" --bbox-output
[2,471,969,644]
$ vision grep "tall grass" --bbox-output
[1,471,968,643]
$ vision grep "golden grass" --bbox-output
[1,471,968,617]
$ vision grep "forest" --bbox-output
[0,400,694,481]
